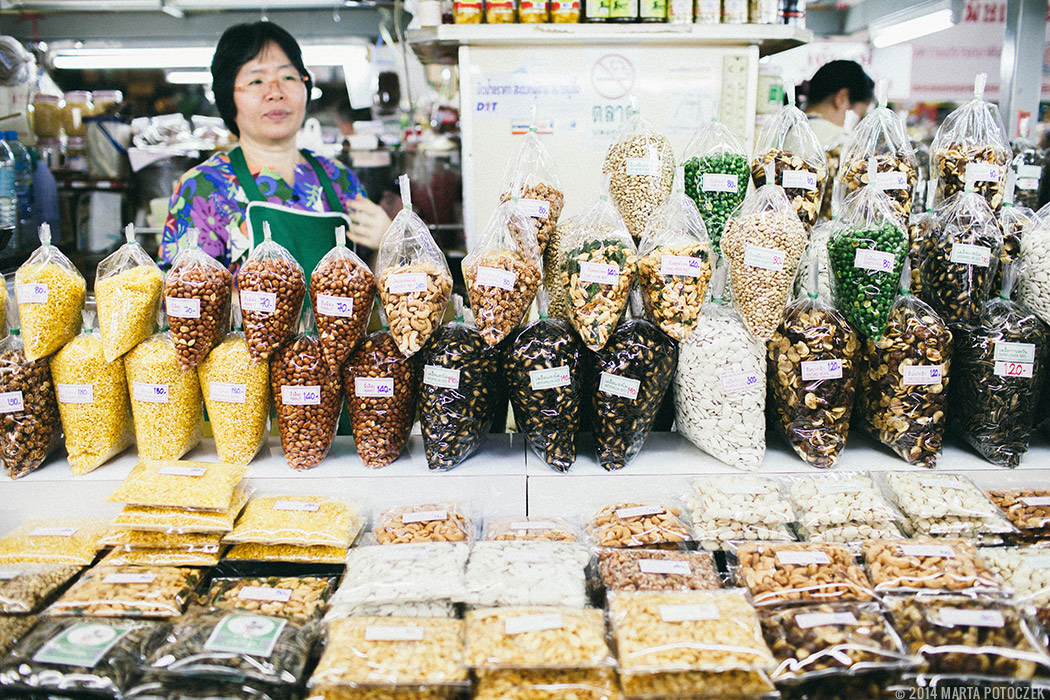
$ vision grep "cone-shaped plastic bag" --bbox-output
[50,309,134,475]
[1019,217,1050,327]
[601,109,675,242]
[558,178,637,352]
[828,158,910,340]
[931,73,1011,212]
[95,224,165,363]
[376,175,453,357]
[996,197,1038,296]
[721,162,809,340]
[499,124,564,253]
[818,109,859,224]
[750,104,828,228]
[637,168,713,341]
[681,118,750,252]
[164,231,233,370]
[793,217,844,302]
[238,222,307,364]
[906,181,938,298]
[543,222,572,323]
[463,197,542,346]
[1011,116,1045,210]
[15,223,86,361]
[310,225,376,373]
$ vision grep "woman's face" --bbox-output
[232,41,307,146]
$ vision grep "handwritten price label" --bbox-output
[423,365,460,390]
[475,266,517,291]
[402,509,448,524]
[966,162,1000,183]
[518,198,551,218]
[900,544,955,558]
[505,613,564,635]
[639,559,691,575]
[132,382,169,403]
[876,171,909,190]
[720,371,760,394]
[158,465,207,477]
[166,297,201,319]
[701,173,739,193]
[660,604,720,622]
[796,611,858,629]
[29,527,77,537]
[57,383,93,404]
[281,385,321,406]
[104,573,157,585]
[599,371,640,400]
[935,608,1005,628]
[801,359,843,381]
[854,248,896,273]
[776,551,831,566]
[316,294,355,318]
[781,170,818,191]
[365,625,425,641]
[274,501,321,512]
[660,255,705,278]
[616,505,665,519]
[355,377,394,397]
[239,586,293,602]
[994,342,1036,364]
[625,157,661,177]
[578,262,621,285]
[209,382,246,404]
[16,283,47,304]
[994,361,1033,379]
[0,391,25,414]
[241,290,278,314]
[949,243,992,267]
[901,364,942,386]
[387,272,429,294]
[529,366,571,390]
[743,245,785,271]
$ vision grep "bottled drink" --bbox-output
[0,138,16,249]
[4,132,32,243]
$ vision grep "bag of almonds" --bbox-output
[503,288,582,472]
[344,326,416,468]
[164,231,233,370]
[95,224,165,363]
[238,222,307,364]
[310,225,376,373]
[681,118,751,253]
[950,264,1049,468]
[499,124,565,253]
[271,310,342,470]
[418,296,501,471]
[463,197,542,346]
[376,175,453,358]
[750,103,828,228]
[636,168,713,342]
[601,108,674,242]
[558,179,638,352]
[15,223,86,362]
[931,73,1012,212]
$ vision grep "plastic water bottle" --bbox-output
[4,132,32,240]
[0,137,16,249]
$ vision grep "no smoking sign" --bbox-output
[591,54,635,100]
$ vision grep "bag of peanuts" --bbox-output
[995,196,1038,296]
[931,73,1012,212]
[949,264,1049,468]
[164,231,233,370]
[463,197,543,346]
[674,264,767,470]
[271,309,342,470]
[502,288,582,472]
[721,161,809,340]
[793,216,843,303]
[50,310,134,475]
[601,108,675,242]
[558,179,638,352]
[681,118,751,253]
[95,224,165,363]
[376,175,453,358]
[238,222,307,364]
[750,103,828,228]
[918,185,1003,326]
[499,124,565,253]
[14,222,86,362]
[310,225,376,374]
[344,327,416,468]
[828,158,910,340]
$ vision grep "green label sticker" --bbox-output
[204,614,286,658]
[33,623,132,668]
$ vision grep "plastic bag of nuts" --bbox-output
[376,175,453,358]
[1018,217,1050,327]
[542,223,571,323]
[987,488,1050,533]
[344,329,416,468]
[636,169,714,341]
[979,546,1050,605]
[95,224,165,363]
[722,162,809,340]
[1011,117,1046,210]
[995,198,1037,295]
[0,564,83,614]
[498,125,564,253]
[906,185,937,298]
[373,502,474,545]
[475,669,620,700]
[931,74,1012,212]
[750,104,828,229]
[124,331,203,461]
[601,109,674,242]
[0,319,62,478]
[793,217,843,303]
[597,548,722,592]
[164,231,233,370]
[238,223,307,363]
[47,564,203,618]
[15,222,86,362]
[463,198,542,346]
[198,328,269,465]
[681,118,751,253]
[483,516,580,542]
[203,576,334,621]
[310,226,376,374]
[732,542,876,606]
[587,501,691,548]
[863,538,1001,594]
[464,607,613,670]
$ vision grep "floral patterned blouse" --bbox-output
[160,149,365,269]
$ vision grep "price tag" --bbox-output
[356,378,394,397]
[660,255,706,277]
[721,481,772,495]
[776,551,831,566]
[995,361,1034,379]
[386,273,428,294]
[518,199,551,218]
[273,501,320,512]
[475,266,517,291]
[505,613,563,635]
[0,570,20,580]
[578,262,621,285]
[505,551,553,563]
[796,611,858,629]
[659,604,720,622]
[743,245,786,271]
[57,383,93,404]
[0,391,25,413]
[639,559,691,575]
[625,157,661,177]
[994,342,1036,364]
[854,248,896,273]
[166,297,200,319]
[530,366,571,390]
[816,481,862,495]
[782,170,818,191]
[103,572,157,585]
[1018,177,1040,191]
[599,372,640,400]
[801,359,843,381]
[210,382,246,404]
[29,527,77,537]
[901,364,943,386]
[423,365,460,390]
[920,476,966,490]
[240,291,277,314]
[1020,497,1050,507]
[1023,553,1050,569]
[966,162,1001,183]
[281,386,321,406]
[720,371,761,394]
[133,382,170,403]
[510,521,555,530]
[616,505,665,519]
[16,283,48,304]
[402,510,448,524]
[378,547,426,561]
[876,171,909,190]
[158,465,207,477]
[899,544,956,558]
[190,545,221,553]
[949,243,992,267]
[238,586,293,603]
[366,625,425,641]
[316,294,355,318]
[701,173,739,192]
[935,608,1005,628]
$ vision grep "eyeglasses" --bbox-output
[233,73,307,95]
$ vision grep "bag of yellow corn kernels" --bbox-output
[50,310,135,475]
[95,224,165,363]
[198,323,269,465]
[15,223,86,361]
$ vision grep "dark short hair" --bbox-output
[211,21,312,137]
[806,60,874,107]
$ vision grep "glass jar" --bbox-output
[750,0,776,21]
[551,0,581,21]
[485,0,516,23]
[668,0,691,23]
[91,90,124,113]
[695,0,721,23]
[31,94,63,140]
[453,0,483,22]
[62,91,93,139]
[722,0,746,21]
[608,0,638,21]
[66,137,89,173]
[519,0,550,22]
[639,0,667,21]
[757,64,785,115]
[585,0,609,21]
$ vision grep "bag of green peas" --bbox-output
[828,157,909,340]
[681,118,751,253]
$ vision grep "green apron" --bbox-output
[229,146,354,436]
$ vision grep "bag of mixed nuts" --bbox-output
[164,231,233,370]
[601,108,675,242]
[95,223,165,363]
[238,222,307,364]
[750,103,828,228]
[309,226,376,374]
[680,118,751,252]
[15,222,86,362]
[499,123,564,253]
[905,181,938,298]
[995,188,1038,297]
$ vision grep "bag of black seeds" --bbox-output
[681,118,751,253]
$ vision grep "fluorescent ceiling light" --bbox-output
[166,69,211,84]
[871,8,954,48]
[51,43,366,70]
[869,0,959,49]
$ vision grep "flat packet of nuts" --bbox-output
[47,564,203,618]
[203,575,335,622]
[979,546,1050,606]
[98,546,222,568]
[198,328,269,465]
[750,104,828,229]
[785,473,902,530]
[461,541,591,608]
[681,118,751,253]
[0,563,83,614]
[730,541,876,607]
[475,668,620,700]
[464,606,614,670]
[686,475,795,528]
[618,668,776,699]
[586,501,691,548]
[324,600,457,621]
[96,224,165,363]
[482,516,580,542]
[164,230,233,370]
[601,108,674,243]
[329,542,469,606]
[15,222,87,362]
[373,502,474,545]
[988,486,1050,532]
[224,543,346,565]
[97,528,221,551]
[597,547,722,593]
[310,226,376,374]
[111,484,251,535]
[344,329,416,468]
[498,123,565,253]
[238,222,307,364]
[862,538,1002,594]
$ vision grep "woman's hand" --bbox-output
[346,194,393,250]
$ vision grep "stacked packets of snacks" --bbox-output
[46,564,203,618]
[223,495,364,565]
[787,473,904,548]
[882,472,1016,540]
[0,518,109,566]
[686,475,796,551]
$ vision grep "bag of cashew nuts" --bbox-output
[995,195,1038,297]
[238,222,306,364]
[793,216,843,303]
[601,108,675,243]
[164,231,233,370]
[270,309,342,470]
[721,161,809,340]
[344,327,416,468]
[931,73,1012,212]
[463,197,542,346]
[418,297,501,471]
[310,226,376,374]
[499,124,564,253]
[949,264,1049,468]
[918,186,1003,326]
[558,179,638,352]
[636,168,714,342]
[95,224,165,363]
[680,118,751,253]
[857,260,953,469]
[502,288,582,472]
[15,222,86,362]
[376,175,453,358]
[750,103,828,228]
